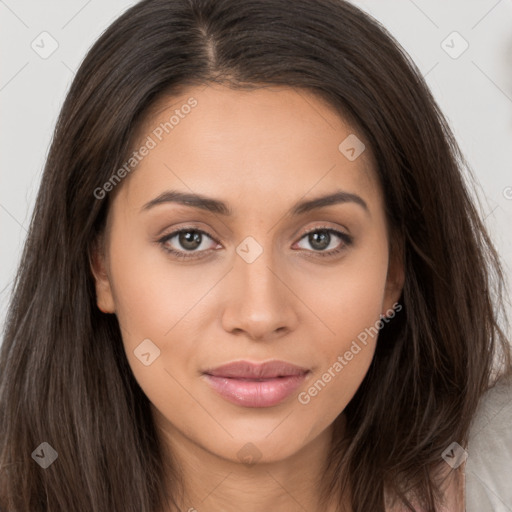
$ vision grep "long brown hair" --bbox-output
[1,0,511,510]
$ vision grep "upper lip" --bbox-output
[203,360,310,379]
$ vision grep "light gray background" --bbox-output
[1,0,512,331]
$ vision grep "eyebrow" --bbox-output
[141,189,369,216]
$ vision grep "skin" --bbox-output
[91,84,404,512]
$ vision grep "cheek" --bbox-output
[106,227,230,404]
[297,230,390,347]
[296,236,389,413]
[107,224,215,341]
[294,306,383,434]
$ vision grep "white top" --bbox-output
[386,374,512,511]
[466,374,512,511]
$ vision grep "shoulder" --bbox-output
[384,377,512,512]
[465,374,512,511]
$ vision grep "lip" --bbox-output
[202,360,310,408]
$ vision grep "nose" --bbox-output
[220,243,300,341]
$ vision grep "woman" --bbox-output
[1,0,511,510]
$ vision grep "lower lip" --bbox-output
[203,373,308,407]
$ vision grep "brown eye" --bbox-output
[295,227,353,258]
[158,228,219,259]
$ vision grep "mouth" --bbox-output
[202,360,310,408]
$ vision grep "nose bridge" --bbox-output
[221,233,298,338]
[235,234,284,305]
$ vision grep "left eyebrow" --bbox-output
[290,190,369,215]
[140,189,369,216]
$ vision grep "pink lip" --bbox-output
[202,360,310,408]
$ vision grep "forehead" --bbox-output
[117,84,380,213]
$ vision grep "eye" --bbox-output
[294,226,353,258]
[158,227,220,259]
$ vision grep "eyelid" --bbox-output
[297,223,350,239]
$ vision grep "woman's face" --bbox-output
[92,84,403,465]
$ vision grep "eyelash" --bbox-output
[157,225,353,260]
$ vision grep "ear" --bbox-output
[382,244,405,316]
[89,234,116,314]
